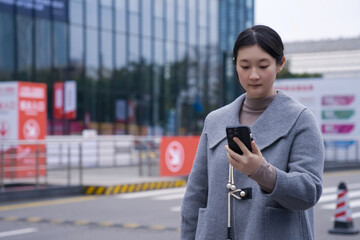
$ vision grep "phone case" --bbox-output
[226,125,253,155]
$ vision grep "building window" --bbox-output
[101,0,112,30]
[0,11,15,80]
[17,15,33,81]
[116,33,126,69]
[85,28,99,80]
[53,22,68,68]
[115,0,126,33]
[69,0,83,25]
[70,25,84,68]
[86,1,98,28]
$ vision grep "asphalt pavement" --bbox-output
[1,169,360,240]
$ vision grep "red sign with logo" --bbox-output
[18,82,47,140]
[17,82,47,178]
[160,136,200,176]
[0,81,47,178]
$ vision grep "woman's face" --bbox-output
[235,44,285,99]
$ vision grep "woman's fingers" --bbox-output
[225,145,238,159]
[232,137,251,155]
[225,140,264,176]
[251,140,262,156]
[225,145,240,163]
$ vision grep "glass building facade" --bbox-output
[0,0,254,136]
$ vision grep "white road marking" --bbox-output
[116,187,186,199]
[322,183,360,194]
[171,206,181,212]
[318,190,360,203]
[352,211,360,219]
[154,193,185,201]
[321,199,360,210]
[0,228,38,238]
[322,187,337,194]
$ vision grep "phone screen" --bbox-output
[226,125,252,155]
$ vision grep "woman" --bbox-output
[180,25,324,240]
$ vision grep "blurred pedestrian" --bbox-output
[181,25,324,240]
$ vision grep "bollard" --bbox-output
[0,145,4,191]
[79,143,83,186]
[328,182,359,235]
[67,144,71,186]
[35,144,39,189]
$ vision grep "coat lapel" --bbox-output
[251,91,306,150]
[207,91,306,151]
[207,95,245,149]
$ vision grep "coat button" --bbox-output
[240,191,246,197]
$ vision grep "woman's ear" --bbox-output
[277,57,286,73]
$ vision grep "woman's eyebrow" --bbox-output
[259,58,270,62]
[238,58,270,63]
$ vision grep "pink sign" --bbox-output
[322,95,355,106]
[322,124,354,134]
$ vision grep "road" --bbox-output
[0,170,359,240]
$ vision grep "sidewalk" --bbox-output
[0,166,187,202]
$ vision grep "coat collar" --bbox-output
[207,91,306,150]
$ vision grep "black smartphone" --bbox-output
[226,125,253,155]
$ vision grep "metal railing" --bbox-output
[0,135,160,190]
[323,138,360,170]
[1,136,360,190]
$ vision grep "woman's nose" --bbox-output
[249,68,259,80]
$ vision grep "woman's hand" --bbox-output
[225,138,264,176]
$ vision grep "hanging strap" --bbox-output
[227,163,252,239]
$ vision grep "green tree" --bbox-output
[277,60,322,79]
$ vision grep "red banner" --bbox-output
[53,81,77,119]
[64,81,76,119]
[53,82,64,119]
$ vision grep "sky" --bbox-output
[255,0,360,43]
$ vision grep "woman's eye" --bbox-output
[240,66,249,69]
[260,65,269,69]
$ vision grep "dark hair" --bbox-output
[232,25,284,65]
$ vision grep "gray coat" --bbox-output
[181,91,324,240]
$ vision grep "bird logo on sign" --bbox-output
[165,141,185,173]
[23,119,40,140]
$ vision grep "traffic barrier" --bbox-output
[328,182,359,235]
[83,179,187,195]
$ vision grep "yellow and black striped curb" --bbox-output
[0,216,180,232]
[83,179,187,195]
